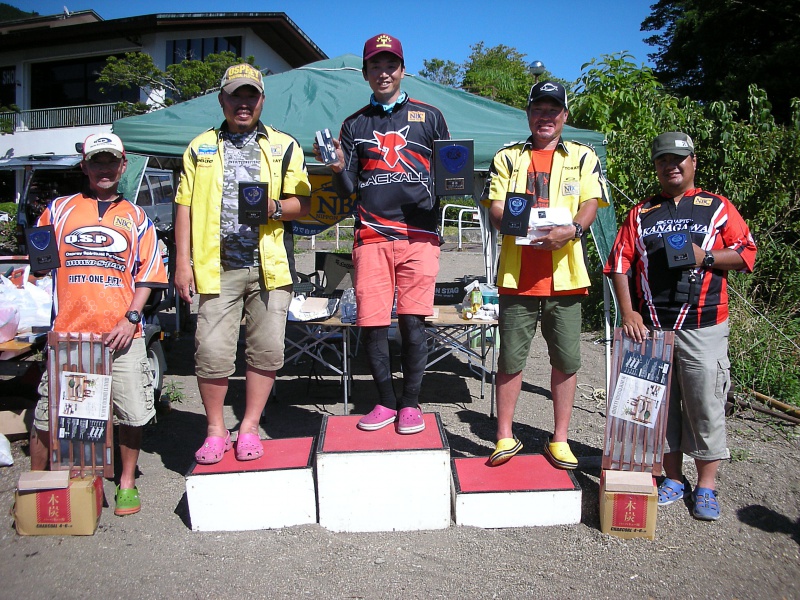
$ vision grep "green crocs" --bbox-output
[114,485,141,516]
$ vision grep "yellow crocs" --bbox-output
[489,437,523,466]
[544,439,578,470]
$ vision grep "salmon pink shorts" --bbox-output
[352,239,440,326]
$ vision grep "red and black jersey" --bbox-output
[604,188,756,330]
[334,95,449,246]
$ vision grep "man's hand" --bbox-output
[620,310,649,344]
[312,137,345,173]
[530,224,575,251]
[106,318,137,352]
[175,261,195,304]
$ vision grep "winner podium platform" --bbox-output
[186,437,316,532]
[315,413,451,532]
[451,454,582,528]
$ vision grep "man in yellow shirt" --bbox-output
[483,82,608,469]
[174,64,311,464]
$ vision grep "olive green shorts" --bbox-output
[498,294,583,375]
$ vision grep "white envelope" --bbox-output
[515,206,573,245]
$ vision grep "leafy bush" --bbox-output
[0,202,18,254]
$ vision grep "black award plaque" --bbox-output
[664,226,696,269]
[434,140,474,196]
[238,182,269,226]
[26,225,60,271]
[499,193,533,237]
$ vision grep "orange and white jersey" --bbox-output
[37,193,168,336]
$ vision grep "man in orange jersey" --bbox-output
[29,132,168,516]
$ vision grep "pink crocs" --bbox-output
[396,407,425,435]
[357,404,397,431]
[235,432,264,461]
[195,430,232,465]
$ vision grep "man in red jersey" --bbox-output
[316,33,449,434]
[605,132,757,521]
[29,132,168,516]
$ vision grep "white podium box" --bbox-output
[316,413,451,532]
[186,437,316,532]
[451,454,582,528]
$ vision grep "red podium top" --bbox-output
[190,437,314,475]
[453,454,579,493]
[318,413,448,453]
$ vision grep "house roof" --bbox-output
[0,12,327,68]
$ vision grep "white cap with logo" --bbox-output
[82,133,125,160]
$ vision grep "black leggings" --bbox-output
[364,314,428,409]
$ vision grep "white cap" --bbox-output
[82,133,125,160]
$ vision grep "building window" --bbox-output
[0,66,15,107]
[166,36,242,65]
[30,55,138,109]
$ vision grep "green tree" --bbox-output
[418,58,462,87]
[642,0,800,123]
[462,43,539,109]
[97,51,258,116]
[570,52,705,207]
[0,2,36,21]
[0,103,19,134]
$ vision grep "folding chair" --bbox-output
[296,252,354,297]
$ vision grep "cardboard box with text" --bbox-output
[14,473,104,536]
[599,470,657,540]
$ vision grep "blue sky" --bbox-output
[24,1,657,83]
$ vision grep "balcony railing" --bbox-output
[0,103,124,132]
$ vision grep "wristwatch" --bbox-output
[125,310,141,324]
[702,250,715,268]
[271,199,283,220]
[572,221,583,239]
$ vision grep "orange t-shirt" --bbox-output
[501,149,587,297]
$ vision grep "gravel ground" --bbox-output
[0,241,798,599]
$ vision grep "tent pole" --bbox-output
[603,276,612,396]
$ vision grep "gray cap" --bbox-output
[651,132,695,160]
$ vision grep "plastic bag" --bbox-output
[340,287,357,323]
[0,275,52,330]
[0,301,20,342]
[288,295,339,321]
[0,433,12,467]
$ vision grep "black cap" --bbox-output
[527,81,568,110]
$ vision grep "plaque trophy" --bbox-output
[238,182,269,226]
[434,140,474,196]
[26,225,61,271]
[499,193,533,236]
[664,226,696,269]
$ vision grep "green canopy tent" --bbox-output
[113,54,616,261]
[114,55,619,386]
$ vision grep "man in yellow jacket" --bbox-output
[483,82,608,469]
[174,64,311,464]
